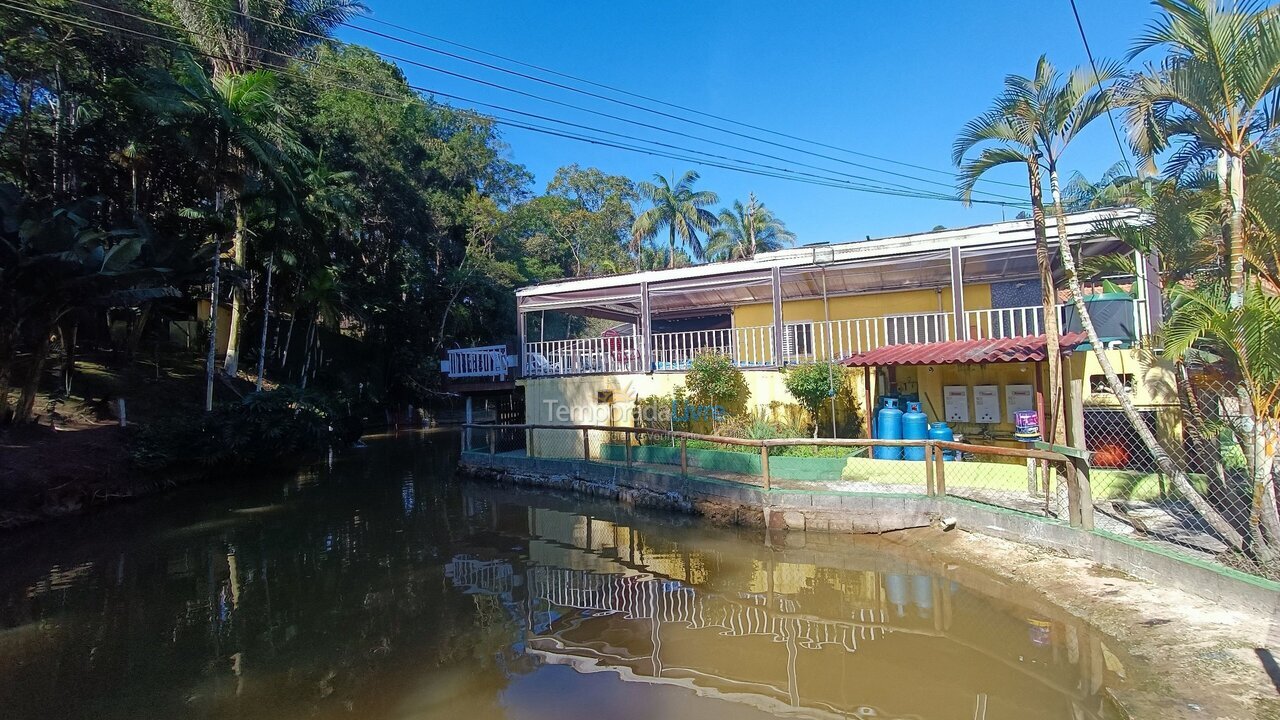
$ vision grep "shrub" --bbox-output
[132,386,351,471]
[684,352,750,430]
[783,362,850,438]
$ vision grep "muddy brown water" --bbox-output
[0,430,1131,719]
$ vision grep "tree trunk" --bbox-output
[1028,159,1065,449]
[61,318,78,395]
[0,323,15,424]
[1049,169,1247,551]
[1226,151,1247,309]
[255,255,273,393]
[206,235,222,413]
[223,200,248,376]
[14,315,54,424]
[668,225,676,269]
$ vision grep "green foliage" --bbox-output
[132,386,347,470]
[632,170,719,267]
[683,352,749,421]
[783,362,849,437]
[706,193,795,261]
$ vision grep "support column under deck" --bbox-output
[949,245,966,340]
[771,266,784,367]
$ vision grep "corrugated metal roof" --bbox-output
[841,332,1088,367]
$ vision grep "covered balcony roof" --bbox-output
[514,208,1146,319]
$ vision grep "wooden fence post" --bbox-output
[624,429,632,467]
[680,437,688,476]
[528,427,536,458]
[934,443,947,496]
[760,445,771,491]
[924,443,936,496]
[582,428,590,461]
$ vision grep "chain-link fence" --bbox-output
[460,424,1088,517]
[1082,376,1279,580]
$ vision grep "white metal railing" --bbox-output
[446,345,508,379]
[517,302,1154,378]
[651,325,774,370]
[966,306,1046,340]
[523,335,642,376]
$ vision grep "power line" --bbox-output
[1067,0,1135,177]
[121,0,1027,202]
[342,18,1024,196]
[356,14,1029,191]
[7,0,1028,207]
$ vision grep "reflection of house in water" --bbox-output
[446,501,1121,720]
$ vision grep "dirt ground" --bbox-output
[887,528,1280,720]
[0,354,245,529]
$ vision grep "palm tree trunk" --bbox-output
[1028,159,1065,448]
[223,200,248,376]
[668,225,676,269]
[1049,170,1246,551]
[255,254,273,393]
[1226,151,1247,309]
[206,234,222,413]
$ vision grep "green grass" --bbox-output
[601,443,1200,501]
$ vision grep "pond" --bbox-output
[0,430,1129,720]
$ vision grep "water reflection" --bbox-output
[0,431,1124,720]
[448,498,1118,720]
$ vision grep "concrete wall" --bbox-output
[461,451,1280,617]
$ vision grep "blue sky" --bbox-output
[339,1,1157,245]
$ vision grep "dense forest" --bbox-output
[0,0,796,436]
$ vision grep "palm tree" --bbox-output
[706,193,796,261]
[1023,56,1250,549]
[171,0,366,78]
[1122,0,1280,308]
[149,55,301,407]
[632,170,719,268]
[172,0,363,376]
[954,58,1071,449]
[1163,281,1280,558]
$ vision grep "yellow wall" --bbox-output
[731,284,993,328]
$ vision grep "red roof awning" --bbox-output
[841,332,1087,368]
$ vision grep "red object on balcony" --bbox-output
[841,332,1088,368]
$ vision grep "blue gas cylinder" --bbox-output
[902,401,928,460]
[928,421,955,461]
[874,397,903,460]
[884,574,909,617]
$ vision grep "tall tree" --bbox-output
[1122,0,1280,308]
[632,170,718,268]
[1032,55,1248,549]
[954,62,1069,451]
[707,193,796,261]
[171,0,363,376]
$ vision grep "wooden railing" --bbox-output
[460,422,1092,529]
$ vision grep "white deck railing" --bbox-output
[651,325,775,370]
[446,345,509,379]
[966,305,1048,340]
[523,335,643,376]
[508,303,1145,378]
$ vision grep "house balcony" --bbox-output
[445,209,1158,382]
[444,300,1150,381]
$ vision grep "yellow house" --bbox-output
[451,208,1175,462]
